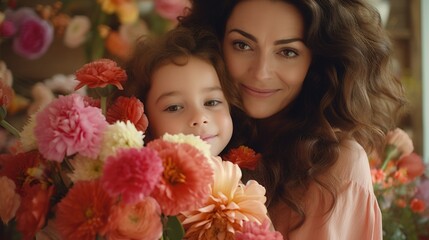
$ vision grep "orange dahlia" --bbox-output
[180,157,269,239]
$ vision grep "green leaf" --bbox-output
[162,216,185,240]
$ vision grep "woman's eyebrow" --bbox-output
[227,29,304,45]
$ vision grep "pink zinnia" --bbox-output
[101,147,164,204]
[235,220,284,240]
[106,96,149,132]
[34,93,108,162]
[147,139,213,216]
[74,59,127,90]
[55,180,117,240]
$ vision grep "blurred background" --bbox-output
[0,0,427,162]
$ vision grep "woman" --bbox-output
[180,0,407,239]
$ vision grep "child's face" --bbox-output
[146,56,233,155]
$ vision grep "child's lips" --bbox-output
[200,135,216,141]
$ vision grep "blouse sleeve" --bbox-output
[270,140,383,240]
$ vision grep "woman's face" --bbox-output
[223,0,312,119]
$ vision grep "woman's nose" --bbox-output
[252,52,272,81]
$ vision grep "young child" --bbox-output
[123,27,241,155]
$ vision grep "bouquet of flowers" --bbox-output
[0,59,283,240]
[371,145,429,240]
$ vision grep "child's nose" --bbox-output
[190,111,208,127]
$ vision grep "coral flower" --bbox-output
[397,153,425,180]
[101,147,163,204]
[108,197,163,240]
[106,96,148,132]
[410,198,426,213]
[235,219,284,240]
[55,180,117,240]
[147,139,213,216]
[15,183,54,240]
[34,93,108,162]
[180,158,269,239]
[74,58,127,90]
[0,176,21,224]
[105,31,133,61]
[223,145,261,171]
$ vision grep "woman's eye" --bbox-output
[205,100,221,107]
[279,49,298,58]
[232,41,251,51]
[164,105,183,112]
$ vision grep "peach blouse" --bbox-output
[269,140,382,240]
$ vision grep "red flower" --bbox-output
[15,184,54,240]
[0,150,45,192]
[223,146,261,170]
[55,180,117,240]
[410,198,426,213]
[397,153,425,180]
[106,96,149,132]
[74,59,127,90]
[0,81,14,108]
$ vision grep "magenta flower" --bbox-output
[0,20,16,37]
[235,220,284,240]
[101,147,164,204]
[13,16,53,59]
[34,93,108,162]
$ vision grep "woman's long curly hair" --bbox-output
[181,0,407,232]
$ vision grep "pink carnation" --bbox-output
[147,139,213,216]
[235,220,284,240]
[101,147,164,204]
[12,14,53,60]
[34,93,108,162]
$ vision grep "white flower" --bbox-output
[64,15,91,48]
[68,154,104,182]
[162,133,211,161]
[99,120,144,160]
[20,113,38,152]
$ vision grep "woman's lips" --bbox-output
[241,84,278,97]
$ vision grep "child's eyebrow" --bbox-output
[155,86,224,104]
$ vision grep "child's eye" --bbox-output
[232,41,252,51]
[164,105,183,112]
[205,100,222,107]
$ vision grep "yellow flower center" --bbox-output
[163,157,186,185]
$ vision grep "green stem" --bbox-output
[101,96,107,116]
[380,144,400,171]
[0,120,20,138]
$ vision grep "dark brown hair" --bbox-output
[180,0,407,233]
[123,26,241,122]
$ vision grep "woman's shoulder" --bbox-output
[331,139,373,190]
